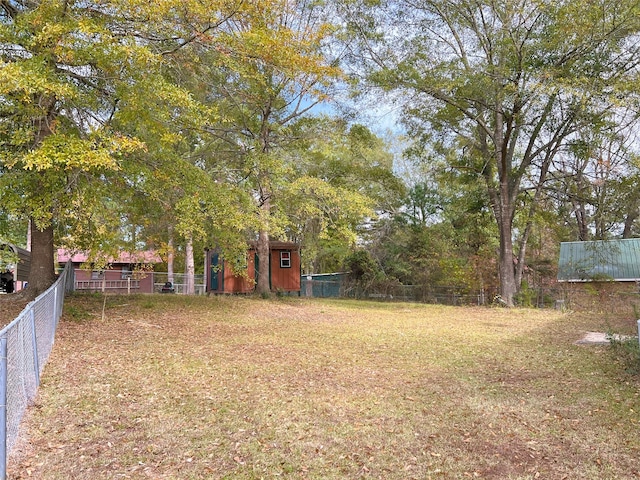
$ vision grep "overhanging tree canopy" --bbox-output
[0,0,254,296]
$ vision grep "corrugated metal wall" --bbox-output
[558,239,640,281]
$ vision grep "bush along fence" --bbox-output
[0,261,74,480]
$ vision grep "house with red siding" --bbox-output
[206,241,301,294]
[57,249,162,294]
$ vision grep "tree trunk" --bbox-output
[490,107,518,307]
[185,234,195,295]
[255,195,272,295]
[487,178,518,307]
[23,97,58,299]
[572,173,590,241]
[26,219,56,298]
[515,158,552,290]
[497,211,517,307]
[167,226,175,285]
[575,203,589,241]
[26,220,32,252]
[485,184,518,306]
[256,227,271,295]
[622,209,638,238]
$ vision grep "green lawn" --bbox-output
[8,294,640,479]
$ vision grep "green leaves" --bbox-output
[0,59,75,101]
[0,0,402,287]
[0,0,210,262]
[347,0,640,303]
[284,175,374,239]
[17,132,144,171]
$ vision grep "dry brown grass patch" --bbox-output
[7,294,640,479]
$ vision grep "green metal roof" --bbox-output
[558,239,640,282]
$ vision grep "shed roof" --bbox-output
[557,239,640,282]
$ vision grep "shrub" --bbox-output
[608,332,640,375]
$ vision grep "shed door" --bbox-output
[210,253,221,291]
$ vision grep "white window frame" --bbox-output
[280,251,291,268]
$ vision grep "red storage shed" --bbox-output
[206,241,301,294]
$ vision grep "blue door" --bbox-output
[210,253,221,291]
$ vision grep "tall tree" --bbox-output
[550,112,640,241]
[192,0,343,294]
[284,118,404,273]
[0,0,258,296]
[0,0,206,296]
[343,0,640,305]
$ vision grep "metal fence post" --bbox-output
[30,310,40,388]
[0,337,7,480]
[53,286,59,328]
[637,320,640,351]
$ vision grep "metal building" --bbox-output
[557,239,640,282]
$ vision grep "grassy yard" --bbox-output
[7,294,640,479]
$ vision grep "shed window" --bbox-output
[280,251,291,268]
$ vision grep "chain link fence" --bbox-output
[152,272,206,295]
[342,284,487,306]
[301,275,565,308]
[301,276,488,306]
[0,261,74,479]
